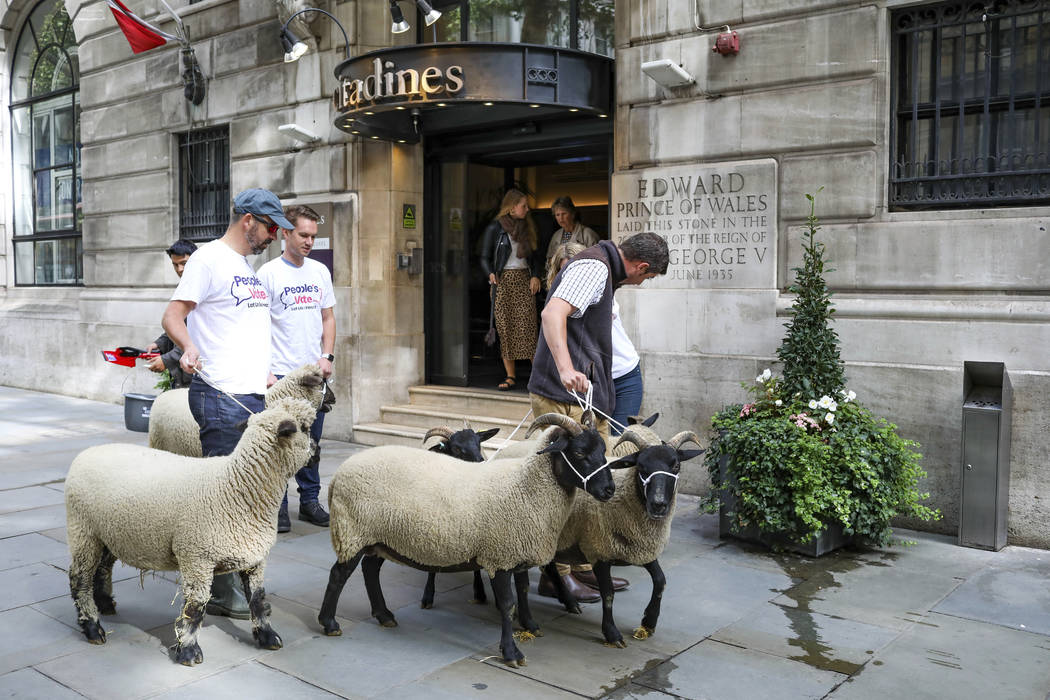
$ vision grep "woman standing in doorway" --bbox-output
[545,196,599,285]
[480,189,543,391]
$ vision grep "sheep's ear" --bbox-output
[607,453,639,469]
[537,434,570,455]
[477,428,500,443]
[628,412,659,427]
[677,448,705,462]
[276,419,298,438]
[300,373,324,388]
[235,420,249,433]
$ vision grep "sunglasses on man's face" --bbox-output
[252,215,280,235]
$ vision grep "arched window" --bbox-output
[10,0,81,285]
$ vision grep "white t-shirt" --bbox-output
[258,256,336,375]
[552,259,608,318]
[171,239,272,394]
[611,299,640,379]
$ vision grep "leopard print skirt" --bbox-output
[494,268,538,362]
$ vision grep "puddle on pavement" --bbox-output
[600,657,674,697]
[765,546,895,674]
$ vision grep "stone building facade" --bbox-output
[1,0,1047,545]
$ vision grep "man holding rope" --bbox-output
[161,188,291,619]
[527,231,669,602]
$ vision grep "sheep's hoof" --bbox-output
[253,627,283,650]
[632,626,654,640]
[81,620,106,644]
[174,642,203,666]
[470,596,487,605]
[602,639,628,649]
[504,656,527,668]
[566,604,582,615]
[420,600,433,609]
[319,618,342,636]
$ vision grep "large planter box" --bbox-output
[717,454,853,558]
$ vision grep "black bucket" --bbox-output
[123,393,156,432]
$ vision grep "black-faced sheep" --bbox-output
[537,426,703,647]
[317,412,616,667]
[419,426,501,608]
[147,363,334,457]
[65,397,319,665]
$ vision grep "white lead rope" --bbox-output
[568,382,629,435]
[486,408,534,461]
[192,362,331,417]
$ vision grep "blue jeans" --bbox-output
[188,377,265,457]
[611,363,643,436]
[274,375,325,508]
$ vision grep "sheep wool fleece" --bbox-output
[328,445,577,575]
[66,398,319,577]
[148,364,328,458]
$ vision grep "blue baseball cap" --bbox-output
[233,189,294,230]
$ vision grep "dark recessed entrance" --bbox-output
[423,116,611,389]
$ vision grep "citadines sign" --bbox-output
[335,57,465,111]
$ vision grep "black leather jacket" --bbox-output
[479,219,542,280]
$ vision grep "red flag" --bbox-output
[108,0,177,54]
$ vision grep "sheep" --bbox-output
[65,397,319,666]
[534,425,704,648]
[317,412,617,667]
[419,426,500,608]
[148,363,334,457]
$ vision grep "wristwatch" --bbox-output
[322,353,335,362]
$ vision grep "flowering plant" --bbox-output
[702,192,938,547]
[703,369,938,546]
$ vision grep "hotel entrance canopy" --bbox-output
[332,43,613,143]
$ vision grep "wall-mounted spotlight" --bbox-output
[278,6,351,63]
[640,58,695,88]
[278,123,321,143]
[389,0,410,33]
[389,0,441,34]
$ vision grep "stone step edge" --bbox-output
[408,385,531,404]
[379,404,531,428]
[353,422,522,447]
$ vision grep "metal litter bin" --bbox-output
[959,362,1011,551]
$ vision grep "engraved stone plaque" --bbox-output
[611,159,777,289]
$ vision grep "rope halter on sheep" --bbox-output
[569,381,629,435]
[525,411,612,489]
[613,429,704,495]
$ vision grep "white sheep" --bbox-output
[535,425,703,648]
[65,397,319,665]
[317,412,616,667]
[147,364,332,457]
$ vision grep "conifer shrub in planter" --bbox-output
[702,192,939,552]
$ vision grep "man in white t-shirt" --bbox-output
[161,188,291,619]
[258,205,336,532]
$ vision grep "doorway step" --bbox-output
[352,385,534,457]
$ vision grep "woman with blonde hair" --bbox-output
[480,189,543,391]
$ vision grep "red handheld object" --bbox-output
[101,346,161,367]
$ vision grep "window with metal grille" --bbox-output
[177,126,230,241]
[890,0,1050,210]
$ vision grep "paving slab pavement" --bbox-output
[1,384,1049,699]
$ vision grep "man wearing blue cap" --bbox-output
[161,188,291,619]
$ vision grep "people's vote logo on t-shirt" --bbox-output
[230,274,269,308]
[278,283,321,310]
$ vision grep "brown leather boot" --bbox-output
[538,571,601,603]
[572,569,629,592]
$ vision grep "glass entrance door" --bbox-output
[424,159,508,385]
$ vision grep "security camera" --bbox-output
[278,123,321,143]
